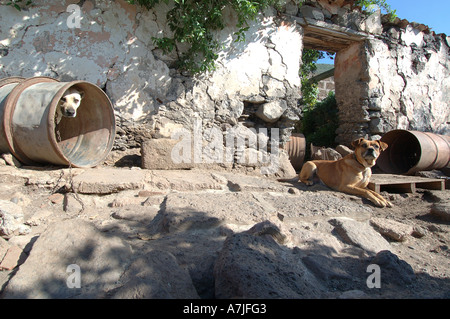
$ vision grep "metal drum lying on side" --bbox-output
[377,129,450,175]
[284,133,306,171]
[0,76,116,168]
[0,77,25,154]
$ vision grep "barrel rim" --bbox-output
[0,77,26,89]
[48,80,116,168]
[0,77,25,157]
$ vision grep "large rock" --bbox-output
[330,217,391,255]
[369,250,416,286]
[255,100,287,123]
[72,168,146,194]
[2,219,132,298]
[112,249,200,299]
[214,232,324,298]
[274,149,297,179]
[148,192,277,234]
[370,217,414,242]
[141,138,195,170]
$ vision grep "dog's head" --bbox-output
[59,88,84,118]
[352,138,388,168]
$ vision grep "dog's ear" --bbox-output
[351,138,364,149]
[79,91,85,99]
[377,140,388,151]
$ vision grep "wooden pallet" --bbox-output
[368,174,446,193]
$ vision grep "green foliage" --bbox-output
[300,49,322,108]
[300,49,334,109]
[300,91,338,149]
[4,0,33,11]
[299,49,338,149]
[354,0,397,21]
[128,0,281,74]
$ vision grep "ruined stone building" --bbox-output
[0,0,449,156]
[309,64,335,100]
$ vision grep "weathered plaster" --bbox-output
[1,0,448,151]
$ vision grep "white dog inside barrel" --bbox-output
[0,77,115,168]
[55,87,85,124]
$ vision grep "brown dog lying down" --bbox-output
[299,138,392,208]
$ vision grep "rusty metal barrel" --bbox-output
[377,129,450,175]
[284,133,306,171]
[0,76,115,167]
[0,77,25,152]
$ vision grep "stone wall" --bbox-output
[0,0,303,155]
[366,27,450,139]
[297,0,450,145]
[1,0,449,160]
[152,10,303,147]
[317,76,335,100]
[335,22,450,144]
[0,0,169,121]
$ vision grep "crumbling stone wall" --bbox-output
[335,21,450,145]
[0,0,303,154]
[151,10,303,147]
[1,0,448,158]
[296,0,450,145]
[365,25,450,139]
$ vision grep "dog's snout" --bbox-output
[366,147,376,156]
[66,109,76,117]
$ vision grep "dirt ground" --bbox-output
[285,169,450,298]
[369,188,450,298]
[0,150,449,299]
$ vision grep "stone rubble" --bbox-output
[0,200,30,239]
[0,0,448,299]
[0,158,449,299]
[369,217,414,242]
[329,217,391,256]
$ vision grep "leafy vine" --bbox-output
[4,0,33,11]
[354,0,397,21]
[127,0,282,74]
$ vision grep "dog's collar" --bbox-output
[353,153,367,169]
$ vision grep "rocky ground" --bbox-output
[0,152,449,299]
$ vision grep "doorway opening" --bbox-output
[295,19,368,156]
[297,48,338,152]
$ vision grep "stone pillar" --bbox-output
[334,42,370,145]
